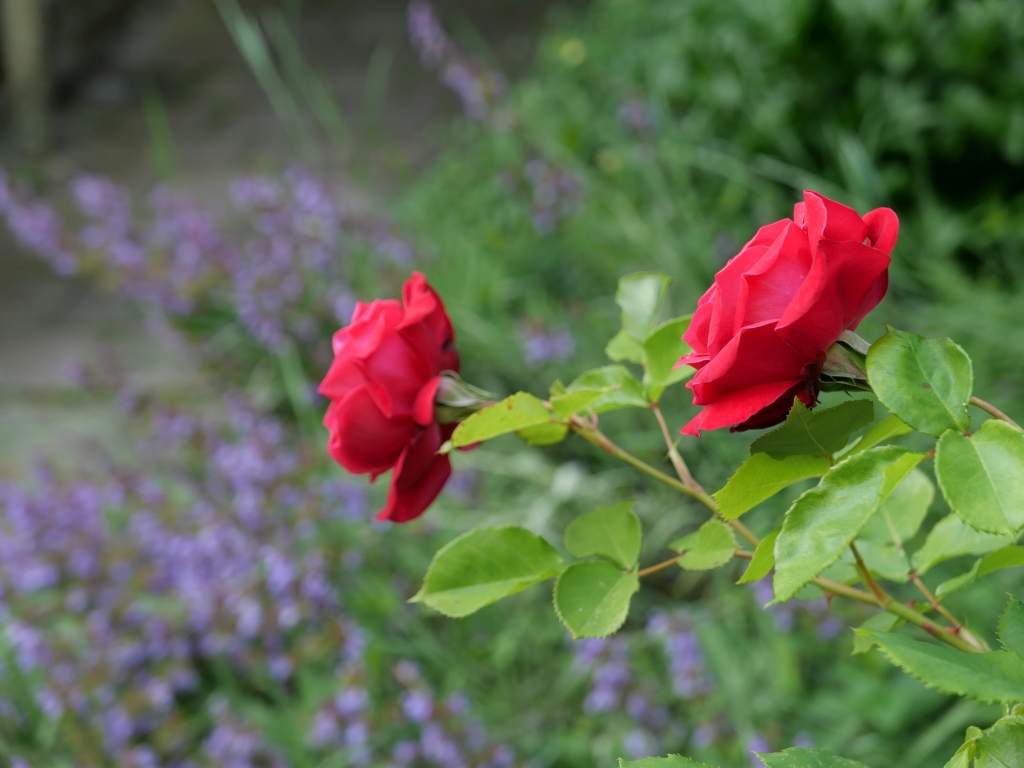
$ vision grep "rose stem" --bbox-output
[969,396,1021,429]
[573,417,981,654]
[650,404,699,490]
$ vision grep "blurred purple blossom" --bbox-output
[523,159,583,234]
[519,324,575,365]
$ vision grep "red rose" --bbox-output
[319,272,459,522]
[678,191,899,437]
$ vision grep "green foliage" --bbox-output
[858,469,934,545]
[998,598,1024,659]
[844,415,913,457]
[619,757,716,768]
[773,447,924,601]
[642,316,694,401]
[866,328,973,438]
[851,614,901,655]
[551,387,613,418]
[517,421,570,446]
[554,561,639,639]
[611,272,672,350]
[936,419,1024,535]
[412,526,563,617]
[935,547,1024,599]
[564,366,648,413]
[912,513,1015,575]
[756,747,871,767]
[563,501,642,569]
[449,392,556,449]
[972,716,1024,767]
[863,631,1024,704]
[750,399,873,460]
[715,454,830,520]
[737,528,779,585]
[675,519,736,571]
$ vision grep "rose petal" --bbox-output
[324,387,415,476]
[734,222,812,330]
[707,245,771,355]
[802,191,868,252]
[863,207,899,257]
[413,376,442,427]
[378,423,451,523]
[683,284,717,356]
[734,381,812,432]
[681,379,803,437]
[774,246,845,359]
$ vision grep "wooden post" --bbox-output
[2,0,46,153]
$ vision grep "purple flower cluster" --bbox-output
[519,323,575,365]
[523,159,583,235]
[617,99,658,138]
[407,2,507,121]
[646,609,714,700]
[747,578,844,639]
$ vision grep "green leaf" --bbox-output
[715,454,830,520]
[756,747,871,768]
[619,756,717,768]
[606,329,646,364]
[750,399,874,460]
[851,613,901,654]
[615,272,672,341]
[853,540,910,583]
[936,419,1024,535]
[554,561,639,639]
[412,527,563,617]
[450,392,553,449]
[866,327,973,437]
[773,447,924,602]
[737,528,779,584]
[567,366,648,412]
[551,388,612,418]
[858,468,934,544]
[942,739,976,768]
[564,501,642,569]
[517,422,569,446]
[843,415,913,457]
[677,519,736,570]
[975,716,1024,767]
[935,547,1024,598]
[912,514,1014,576]
[998,597,1024,659]
[864,630,1024,703]
[642,316,694,400]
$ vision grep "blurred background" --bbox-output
[0,0,1021,766]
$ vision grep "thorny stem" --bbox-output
[850,543,888,605]
[651,405,699,490]
[970,396,1021,430]
[910,572,986,651]
[575,417,982,653]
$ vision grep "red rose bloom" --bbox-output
[319,272,459,522]
[679,191,899,437]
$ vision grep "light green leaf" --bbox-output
[606,329,646,364]
[975,716,1024,767]
[935,547,1024,598]
[715,454,830,520]
[859,468,934,544]
[866,327,973,437]
[615,271,672,341]
[567,366,648,412]
[750,399,874,460]
[941,741,975,768]
[912,514,1014,576]
[773,447,924,602]
[554,561,639,639]
[678,519,736,571]
[864,630,1024,703]
[551,387,613,418]
[853,540,910,583]
[450,392,553,449]
[517,422,569,446]
[412,526,563,617]
[564,501,642,569]
[619,756,716,768]
[642,316,694,399]
[936,419,1024,535]
[851,613,901,655]
[843,415,913,457]
[756,747,871,767]
[737,529,779,584]
[998,597,1024,659]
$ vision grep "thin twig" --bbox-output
[970,396,1021,430]
[651,404,699,490]
[636,557,680,578]
[850,542,888,605]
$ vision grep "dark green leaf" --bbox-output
[864,630,1024,703]
[756,747,871,767]
[412,527,563,617]
[642,316,694,400]
[936,419,1024,535]
[677,519,736,570]
[517,422,569,446]
[615,272,672,340]
[715,454,830,520]
[567,366,648,413]
[866,327,973,437]
[843,415,913,457]
[737,529,779,584]
[773,447,923,602]
[750,399,874,460]
[998,597,1024,659]
[554,561,639,639]
[619,756,716,768]
[450,392,553,449]
[912,514,1014,576]
[564,501,642,569]
[935,547,1024,598]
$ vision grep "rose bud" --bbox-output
[678,190,899,436]
[319,272,460,522]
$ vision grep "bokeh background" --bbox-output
[0,0,1022,766]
